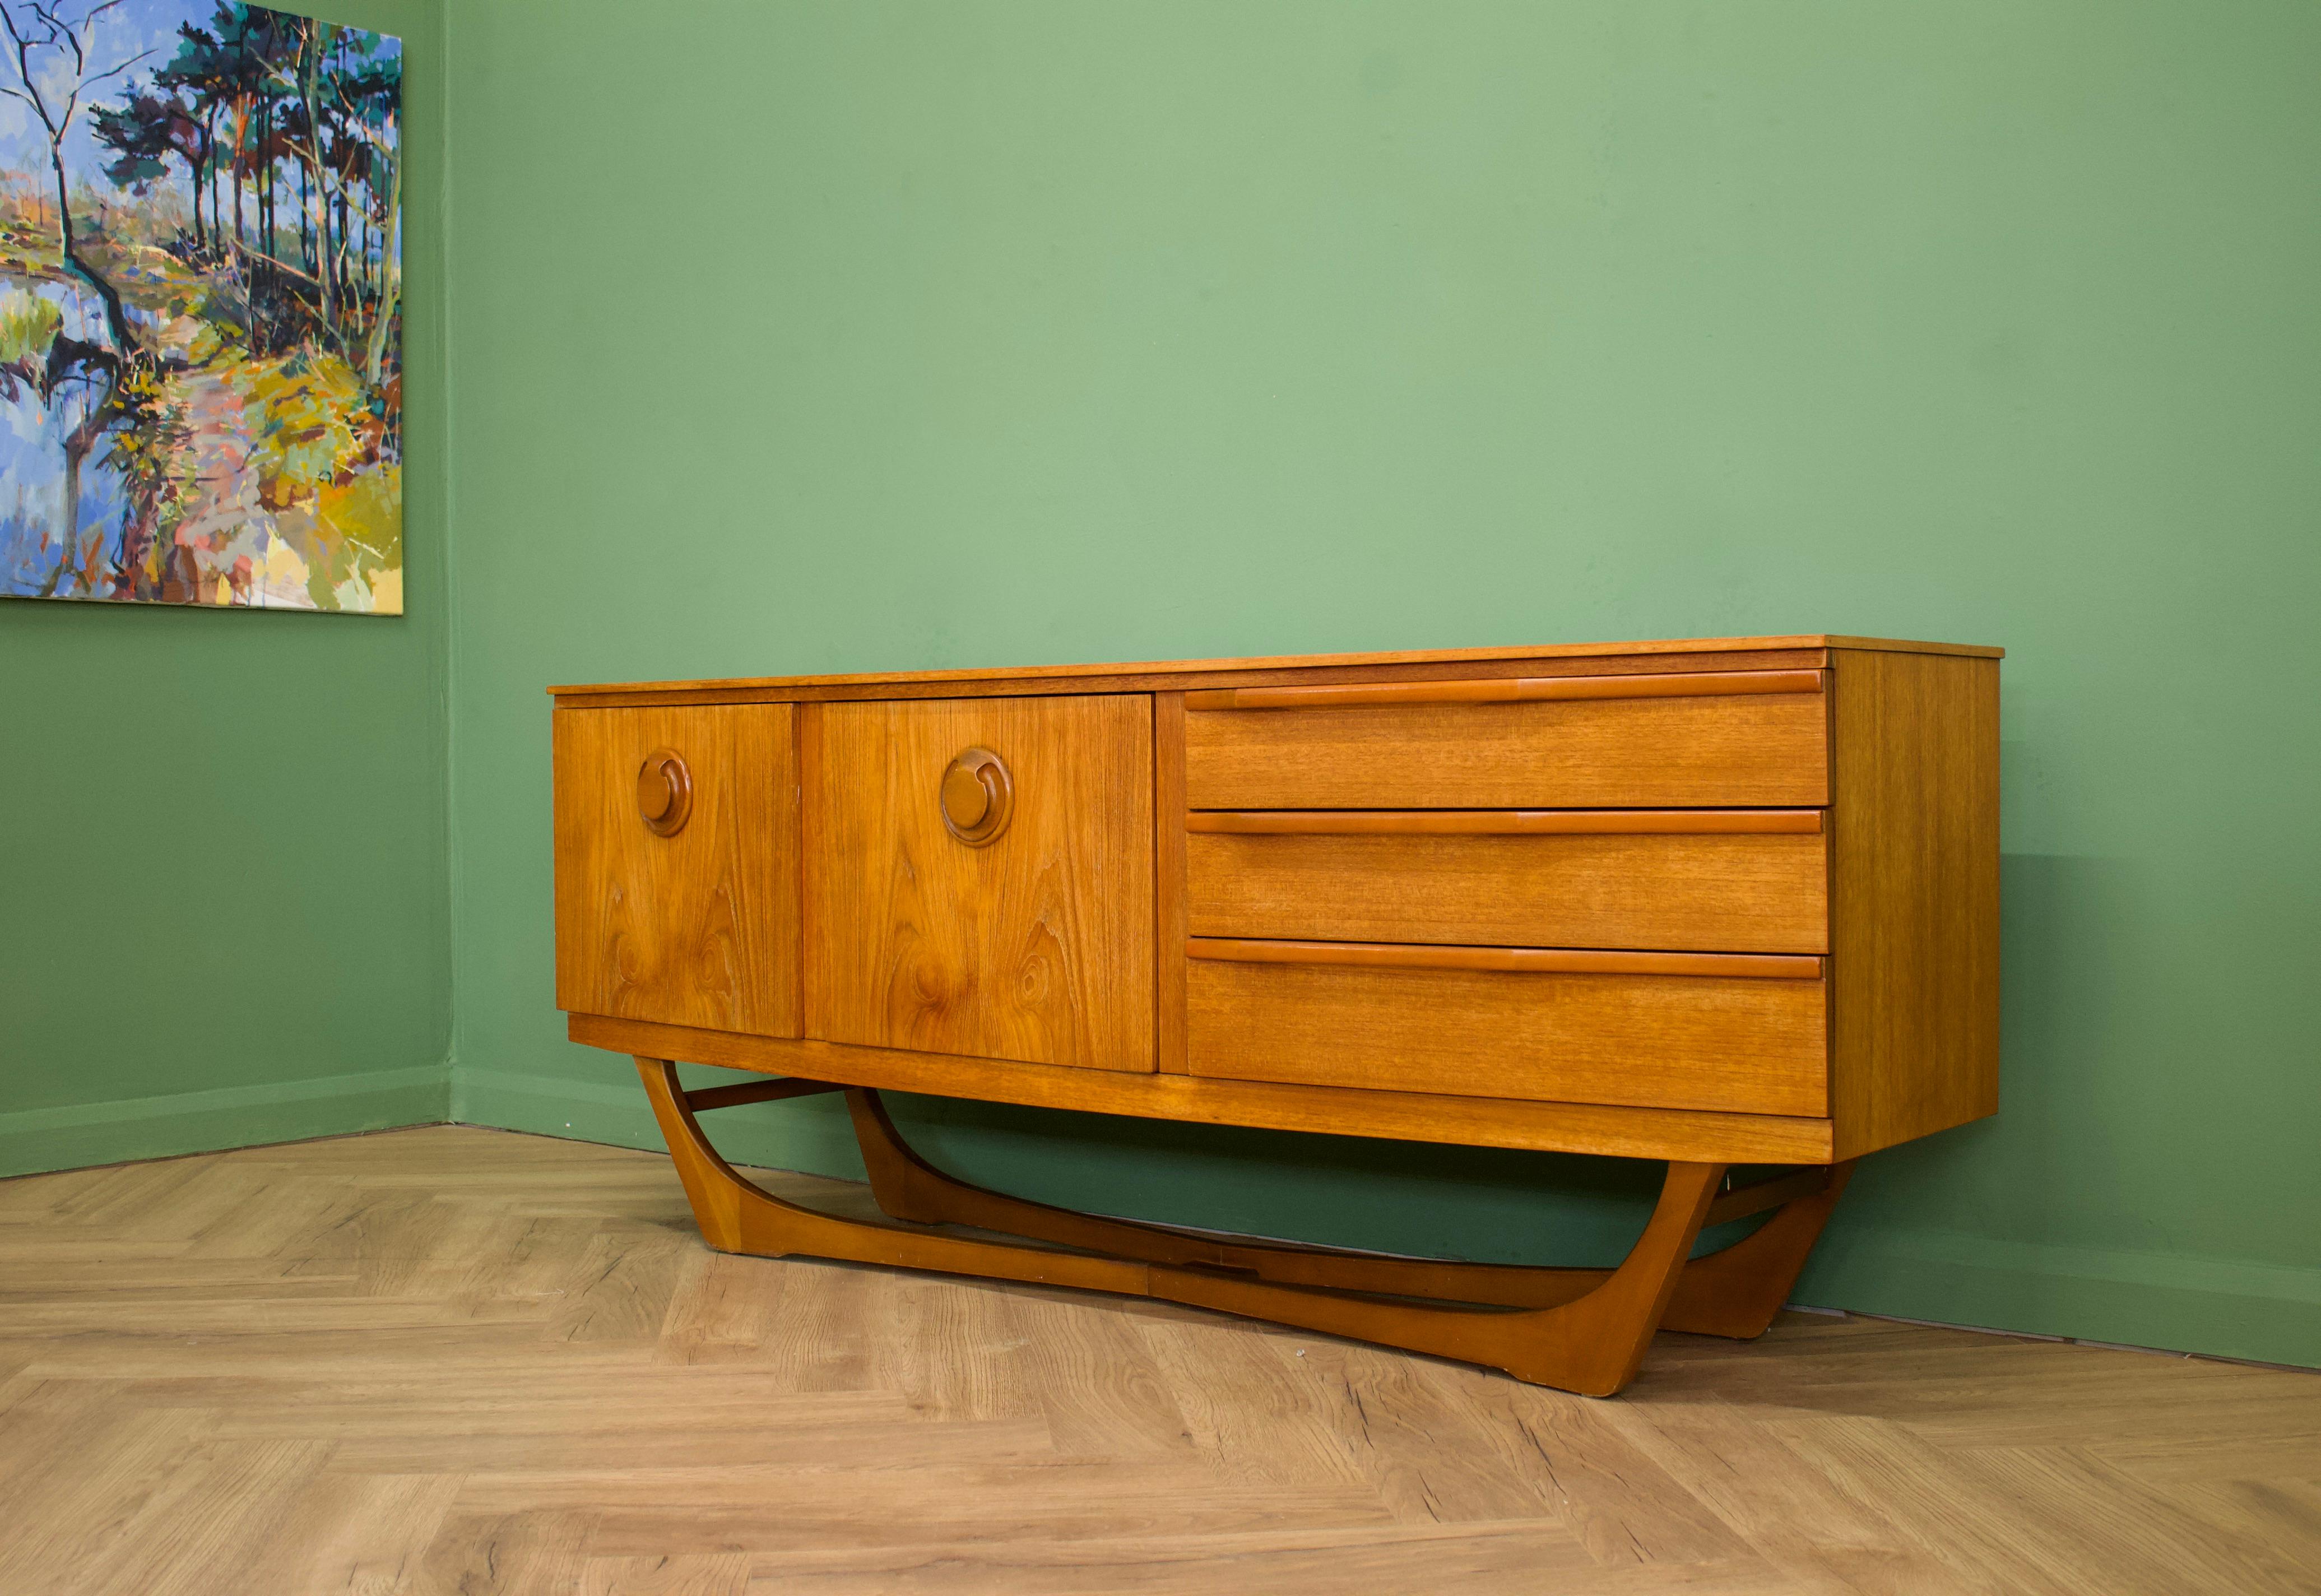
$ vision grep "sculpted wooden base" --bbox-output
[636,1058,1853,1397]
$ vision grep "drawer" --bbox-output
[807,694,1155,1071]
[1183,670,1827,809]
[553,703,801,1035]
[1185,940,1827,1116]
[1187,810,1827,954]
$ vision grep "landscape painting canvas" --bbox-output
[0,1,401,611]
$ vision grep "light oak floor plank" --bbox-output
[0,1124,2312,1595]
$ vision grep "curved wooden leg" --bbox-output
[1661,1160,1856,1338]
[851,1088,1850,1332]
[848,1089,1723,1396]
[844,1087,1572,1288]
[644,1066,1827,1395]
[635,1059,1148,1295]
[1150,1161,1724,1396]
[848,1087,1618,1304]
[845,1088,957,1228]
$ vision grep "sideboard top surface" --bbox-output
[549,634,2003,700]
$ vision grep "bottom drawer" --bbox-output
[1185,940,1827,1116]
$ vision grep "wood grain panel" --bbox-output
[546,632,1999,698]
[807,694,1155,1072]
[1188,830,1827,953]
[1184,692,1828,809]
[552,703,799,1036]
[1185,669,1821,711]
[1187,939,1821,979]
[1828,648,2002,1157]
[1154,693,1190,1074]
[570,1011,1837,1162]
[547,649,1832,709]
[1186,958,1828,1116]
[1189,809,1824,834]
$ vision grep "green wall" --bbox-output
[444,0,2321,1366]
[0,0,451,1173]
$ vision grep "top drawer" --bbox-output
[1184,670,1828,810]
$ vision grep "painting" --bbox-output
[0,1,401,612]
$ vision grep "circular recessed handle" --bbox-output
[637,749,693,837]
[939,746,1012,846]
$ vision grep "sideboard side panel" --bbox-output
[1828,649,2002,1158]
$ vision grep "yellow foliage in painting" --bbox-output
[364,563,403,614]
[310,465,402,611]
[103,362,203,528]
[231,350,380,504]
[0,287,61,364]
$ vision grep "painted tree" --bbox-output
[154,20,236,249]
[91,89,212,251]
[100,7,404,366]
[0,0,153,351]
[0,0,155,591]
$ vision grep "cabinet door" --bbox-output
[553,704,800,1036]
[807,695,1154,1071]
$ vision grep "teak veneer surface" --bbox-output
[1184,958,1830,1116]
[1828,648,2002,1157]
[552,702,801,1036]
[1187,809,1827,834]
[1188,827,1828,953]
[550,651,1841,708]
[546,633,2002,697]
[568,1012,1839,1163]
[1184,939,1823,980]
[1183,689,1831,810]
[1181,667,1825,709]
[805,695,1155,1073]
[1153,693,1191,1076]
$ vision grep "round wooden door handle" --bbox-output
[637,749,693,837]
[939,747,1012,846]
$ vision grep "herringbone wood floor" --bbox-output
[0,1126,2314,1595]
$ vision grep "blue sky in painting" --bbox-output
[0,1,401,196]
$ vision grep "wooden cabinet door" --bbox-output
[807,695,1154,1071]
[553,704,800,1036]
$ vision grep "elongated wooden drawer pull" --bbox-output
[1185,669,1824,712]
[1187,938,1824,980]
[1187,808,1825,836]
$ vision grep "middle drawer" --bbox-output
[1187,810,1827,954]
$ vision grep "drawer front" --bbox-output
[808,694,1155,1071]
[1183,672,1827,810]
[1187,813,1827,954]
[1185,941,1827,1116]
[553,703,801,1035]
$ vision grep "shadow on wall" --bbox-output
[1833,850,2124,1243]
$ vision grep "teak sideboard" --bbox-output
[551,635,2000,1395]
